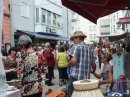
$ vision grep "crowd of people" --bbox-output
[1,31,129,97]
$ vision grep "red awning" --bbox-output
[119,17,130,24]
[62,0,130,24]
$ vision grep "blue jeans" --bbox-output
[68,76,77,97]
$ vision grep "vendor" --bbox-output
[2,47,18,81]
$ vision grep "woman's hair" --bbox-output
[8,47,17,55]
[60,47,64,52]
[23,42,32,49]
[101,52,113,62]
[45,42,50,48]
[16,48,21,52]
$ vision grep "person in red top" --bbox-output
[43,42,55,86]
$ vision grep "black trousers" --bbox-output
[46,67,53,85]
[22,92,42,97]
[58,67,68,80]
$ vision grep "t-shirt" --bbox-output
[102,65,112,80]
[57,52,67,68]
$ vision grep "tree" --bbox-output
[90,41,97,47]
[114,39,124,45]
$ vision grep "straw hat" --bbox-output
[70,31,87,40]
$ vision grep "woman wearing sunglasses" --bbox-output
[91,52,113,93]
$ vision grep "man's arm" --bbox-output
[91,50,96,73]
[91,62,96,73]
[66,57,77,67]
[66,45,79,67]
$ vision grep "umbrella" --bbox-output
[62,0,130,24]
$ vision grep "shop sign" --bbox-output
[46,27,57,33]
[119,17,130,24]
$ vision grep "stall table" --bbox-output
[7,89,21,97]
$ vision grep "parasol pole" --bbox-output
[0,0,7,97]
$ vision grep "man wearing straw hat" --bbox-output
[66,31,96,97]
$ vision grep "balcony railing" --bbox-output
[35,17,63,28]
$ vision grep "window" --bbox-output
[56,15,61,27]
[36,8,39,23]
[53,13,56,26]
[93,34,97,40]
[47,11,51,25]
[101,25,110,27]
[122,24,125,31]
[21,1,29,18]
[89,34,92,39]
[93,26,96,31]
[101,32,110,35]
[113,16,115,21]
[113,25,115,32]
[89,26,92,31]
[111,27,112,33]
[41,9,46,23]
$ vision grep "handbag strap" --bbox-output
[5,58,16,70]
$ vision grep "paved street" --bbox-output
[44,62,101,93]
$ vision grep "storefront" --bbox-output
[14,30,70,48]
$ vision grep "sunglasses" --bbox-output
[100,57,104,59]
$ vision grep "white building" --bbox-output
[122,10,130,32]
[68,10,80,36]
[34,0,69,46]
[97,10,125,36]
[35,0,63,35]
[97,16,110,36]
[79,16,98,41]
[109,11,124,35]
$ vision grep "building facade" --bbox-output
[97,10,125,36]
[109,10,124,35]
[68,10,80,36]
[122,10,130,32]
[79,16,98,41]
[34,0,69,47]
[2,0,10,45]
[10,0,69,47]
[10,0,35,46]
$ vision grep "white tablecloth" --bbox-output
[42,81,45,97]
[6,81,45,97]
[7,89,21,97]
